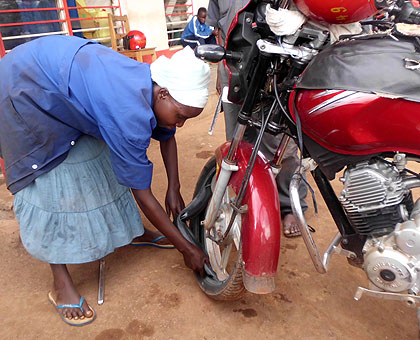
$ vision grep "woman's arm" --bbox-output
[132,188,207,275]
[159,136,185,218]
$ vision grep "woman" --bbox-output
[0,35,210,326]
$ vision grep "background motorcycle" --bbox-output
[176,0,420,324]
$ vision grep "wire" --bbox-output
[273,67,295,126]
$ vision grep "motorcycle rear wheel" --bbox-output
[190,157,246,301]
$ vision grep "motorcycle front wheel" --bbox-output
[189,157,247,301]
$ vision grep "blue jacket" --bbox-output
[0,36,174,194]
[182,15,213,40]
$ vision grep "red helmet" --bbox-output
[123,30,146,50]
[294,0,379,25]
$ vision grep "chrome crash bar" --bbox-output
[289,160,355,273]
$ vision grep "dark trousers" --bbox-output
[181,35,217,49]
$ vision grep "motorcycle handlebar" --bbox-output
[194,44,242,63]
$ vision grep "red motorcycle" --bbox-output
[176,0,420,319]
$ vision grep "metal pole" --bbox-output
[0,32,6,58]
[98,258,105,305]
[118,0,122,16]
[62,0,74,36]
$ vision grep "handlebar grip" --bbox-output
[399,0,420,24]
[384,0,420,24]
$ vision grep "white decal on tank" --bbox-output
[309,90,357,115]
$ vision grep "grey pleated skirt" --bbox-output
[13,135,144,264]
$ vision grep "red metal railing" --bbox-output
[165,12,192,17]
[0,7,65,13]
[0,0,122,52]
[165,2,193,44]
[0,19,66,28]
[62,0,73,35]
[0,1,123,176]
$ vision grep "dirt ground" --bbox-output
[0,64,418,339]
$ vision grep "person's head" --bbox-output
[197,7,207,24]
[152,86,202,129]
[150,46,210,130]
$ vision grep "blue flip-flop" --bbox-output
[48,291,96,326]
[131,235,175,249]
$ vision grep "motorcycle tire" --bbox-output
[189,157,246,301]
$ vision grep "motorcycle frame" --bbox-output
[188,6,420,336]
[201,0,340,293]
[201,0,361,292]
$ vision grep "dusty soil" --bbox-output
[0,64,417,339]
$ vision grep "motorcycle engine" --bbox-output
[339,158,420,293]
[363,218,420,293]
[339,159,413,237]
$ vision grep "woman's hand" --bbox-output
[160,136,185,219]
[165,186,185,219]
[181,243,209,277]
[132,188,208,276]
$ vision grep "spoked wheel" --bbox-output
[189,157,246,300]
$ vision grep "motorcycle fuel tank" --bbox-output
[289,89,420,156]
[294,0,378,24]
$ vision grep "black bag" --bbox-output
[296,35,420,103]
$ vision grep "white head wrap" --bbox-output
[150,46,211,108]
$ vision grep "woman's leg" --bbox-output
[50,264,93,320]
[132,227,172,245]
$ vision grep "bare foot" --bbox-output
[50,264,93,321]
[283,214,301,238]
[132,227,172,246]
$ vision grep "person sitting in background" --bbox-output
[181,7,217,49]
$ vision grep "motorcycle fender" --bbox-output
[216,141,281,294]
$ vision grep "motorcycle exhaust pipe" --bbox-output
[289,166,342,274]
